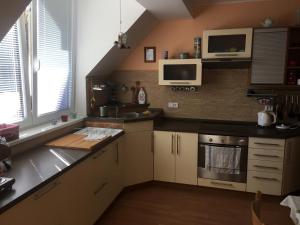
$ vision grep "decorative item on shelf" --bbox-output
[61,115,69,122]
[161,50,168,59]
[194,37,201,58]
[138,87,147,104]
[261,18,273,27]
[0,124,19,142]
[121,84,128,92]
[287,70,297,85]
[179,52,189,59]
[144,47,156,63]
[114,0,130,49]
[90,81,96,111]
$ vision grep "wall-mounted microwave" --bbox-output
[158,59,202,86]
[202,28,253,59]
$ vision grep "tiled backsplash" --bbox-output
[109,69,262,122]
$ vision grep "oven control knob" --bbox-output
[221,139,225,143]
[209,138,213,142]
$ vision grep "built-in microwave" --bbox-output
[202,28,253,59]
[158,59,202,86]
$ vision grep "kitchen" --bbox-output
[1,0,300,225]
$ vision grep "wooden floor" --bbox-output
[95,183,294,225]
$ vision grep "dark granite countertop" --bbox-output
[0,130,124,214]
[87,108,163,123]
[154,118,300,139]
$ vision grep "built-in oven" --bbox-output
[198,134,248,183]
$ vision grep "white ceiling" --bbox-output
[136,0,193,20]
[136,0,268,20]
[186,0,268,6]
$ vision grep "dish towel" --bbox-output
[281,195,300,225]
[204,145,241,174]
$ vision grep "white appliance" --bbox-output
[257,108,277,127]
[158,59,202,86]
[202,28,253,59]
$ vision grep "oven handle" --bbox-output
[199,143,247,148]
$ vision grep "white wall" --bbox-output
[75,0,145,116]
[0,0,31,41]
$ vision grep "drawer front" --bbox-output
[249,137,285,150]
[248,148,284,162]
[198,178,246,192]
[247,171,282,196]
[248,159,283,174]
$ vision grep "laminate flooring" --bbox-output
[95,183,293,225]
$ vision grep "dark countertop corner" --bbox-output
[154,117,300,139]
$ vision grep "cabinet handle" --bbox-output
[171,134,175,154]
[151,132,154,153]
[116,143,119,163]
[253,165,279,170]
[253,154,280,158]
[177,134,180,155]
[94,182,108,195]
[215,53,238,57]
[92,150,105,160]
[253,176,279,182]
[211,181,233,187]
[33,180,60,200]
[254,142,280,146]
[170,82,190,85]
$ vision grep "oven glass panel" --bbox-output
[198,144,248,183]
[163,64,196,80]
[208,34,246,53]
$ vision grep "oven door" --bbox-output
[198,143,248,183]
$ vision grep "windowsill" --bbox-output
[7,116,86,147]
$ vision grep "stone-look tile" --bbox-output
[109,69,263,122]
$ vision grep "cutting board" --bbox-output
[46,134,110,151]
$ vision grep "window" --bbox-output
[0,0,74,128]
[0,22,28,124]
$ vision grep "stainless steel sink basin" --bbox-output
[116,112,140,119]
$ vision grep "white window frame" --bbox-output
[30,0,76,126]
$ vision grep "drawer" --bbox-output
[248,159,283,174]
[249,137,285,150]
[198,178,246,192]
[248,147,284,162]
[124,121,153,133]
[247,171,282,196]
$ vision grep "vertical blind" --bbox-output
[36,0,73,116]
[0,23,25,123]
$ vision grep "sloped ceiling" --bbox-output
[0,0,31,41]
[137,0,193,20]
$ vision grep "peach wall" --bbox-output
[120,0,300,70]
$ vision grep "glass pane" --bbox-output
[163,64,196,80]
[208,35,246,53]
[36,0,73,116]
[0,23,25,123]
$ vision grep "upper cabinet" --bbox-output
[202,28,253,59]
[251,28,288,84]
[158,59,202,86]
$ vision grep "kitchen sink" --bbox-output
[116,112,140,119]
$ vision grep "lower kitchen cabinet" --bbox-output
[123,121,154,186]
[0,178,63,225]
[154,131,198,185]
[0,138,124,225]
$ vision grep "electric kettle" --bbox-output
[257,109,277,127]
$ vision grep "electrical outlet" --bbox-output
[168,102,179,109]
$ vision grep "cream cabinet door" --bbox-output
[123,131,154,186]
[175,132,198,185]
[0,179,62,225]
[154,131,176,183]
